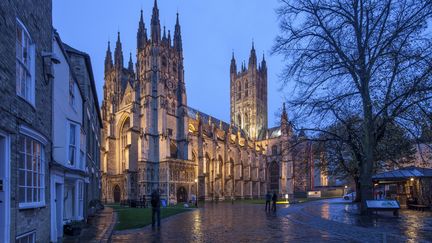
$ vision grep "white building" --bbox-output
[50,32,87,242]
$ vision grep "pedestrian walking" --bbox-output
[265,192,271,211]
[151,190,161,227]
[271,192,277,212]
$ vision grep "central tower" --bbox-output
[230,43,268,140]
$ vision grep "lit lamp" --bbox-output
[410,177,414,182]
[285,194,289,203]
[194,178,198,207]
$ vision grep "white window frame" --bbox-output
[15,230,36,243]
[18,125,47,209]
[67,122,79,167]
[16,18,36,106]
[79,128,86,170]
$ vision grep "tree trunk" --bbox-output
[360,81,376,215]
[354,177,361,202]
[359,170,373,214]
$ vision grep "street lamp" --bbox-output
[285,194,289,203]
[194,178,198,207]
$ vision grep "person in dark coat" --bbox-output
[265,192,272,211]
[151,190,161,227]
[271,192,277,212]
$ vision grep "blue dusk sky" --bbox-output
[53,0,287,127]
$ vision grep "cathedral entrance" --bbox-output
[113,185,121,203]
[177,186,188,203]
[269,161,279,193]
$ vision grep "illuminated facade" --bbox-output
[101,1,313,203]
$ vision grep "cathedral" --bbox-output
[101,1,314,203]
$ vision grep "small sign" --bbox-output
[307,191,321,198]
[161,199,167,208]
[366,200,400,209]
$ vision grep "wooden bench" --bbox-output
[408,204,429,211]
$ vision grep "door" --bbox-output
[0,133,10,243]
[55,183,63,239]
[113,185,121,203]
[177,187,188,202]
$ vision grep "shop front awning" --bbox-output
[373,166,432,181]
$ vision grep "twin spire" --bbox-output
[105,0,183,73]
[230,42,267,74]
[150,0,161,43]
[137,9,147,50]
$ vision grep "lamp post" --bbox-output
[194,178,198,207]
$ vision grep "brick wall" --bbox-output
[0,0,52,242]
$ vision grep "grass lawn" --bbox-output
[108,204,194,230]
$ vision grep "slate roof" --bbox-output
[373,166,432,180]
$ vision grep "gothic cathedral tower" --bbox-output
[101,0,189,202]
[230,43,268,140]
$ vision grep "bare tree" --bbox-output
[315,119,416,202]
[273,0,432,213]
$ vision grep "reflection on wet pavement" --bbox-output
[111,199,432,243]
[303,199,432,242]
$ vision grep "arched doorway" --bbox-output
[113,185,121,203]
[177,186,188,202]
[269,162,279,193]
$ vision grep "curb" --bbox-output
[100,208,117,243]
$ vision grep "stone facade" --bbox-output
[101,1,314,204]
[0,1,53,242]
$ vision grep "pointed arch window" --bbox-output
[120,118,130,171]
[162,56,167,68]
[204,154,210,174]
[216,156,223,175]
[237,82,242,100]
[245,80,249,97]
[272,145,278,155]
[245,113,250,133]
[170,141,178,158]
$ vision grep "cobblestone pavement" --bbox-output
[111,199,432,243]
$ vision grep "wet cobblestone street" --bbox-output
[111,199,432,243]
